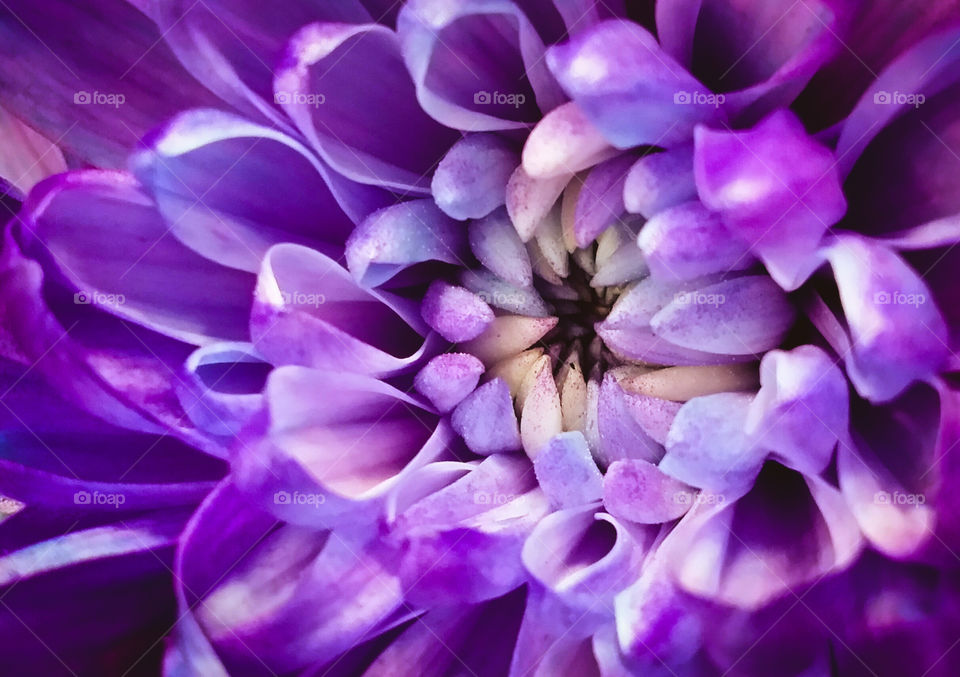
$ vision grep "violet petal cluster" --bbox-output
[2,1,960,675]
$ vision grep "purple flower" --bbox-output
[2,1,960,675]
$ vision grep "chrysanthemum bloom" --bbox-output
[2,0,960,675]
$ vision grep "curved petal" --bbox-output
[825,235,949,402]
[234,366,445,528]
[0,507,188,675]
[398,0,565,131]
[435,134,520,219]
[152,0,371,129]
[19,170,255,345]
[346,199,470,287]
[523,507,649,612]
[174,481,405,674]
[658,0,844,122]
[390,454,549,605]
[0,0,226,166]
[132,109,387,273]
[746,345,848,475]
[546,19,723,149]
[252,244,432,377]
[694,111,845,290]
[276,22,460,192]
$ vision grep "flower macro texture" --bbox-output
[2,0,960,675]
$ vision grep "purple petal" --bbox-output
[746,345,847,475]
[638,200,754,281]
[826,235,949,402]
[276,22,459,192]
[650,276,795,356]
[234,366,446,527]
[469,206,534,287]
[346,199,469,287]
[398,0,565,131]
[434,134,520,219]
[694,110,845,289]
[604,458,695,524]
[252,244,431,377]
[391,454,549,605]
[533,431,603,508]
[451,378,522,454]
[546,19,722,149]
[0,0,225,166]
[133,109,385,272]
[660,392,764,493]
[414,352,485,413]
[574,154,635,247]
[623,145,698,218]
[421,280,495,342]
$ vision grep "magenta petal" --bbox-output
[451,378,522,455]
[252,244,431,377]
[276,22,458,192]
